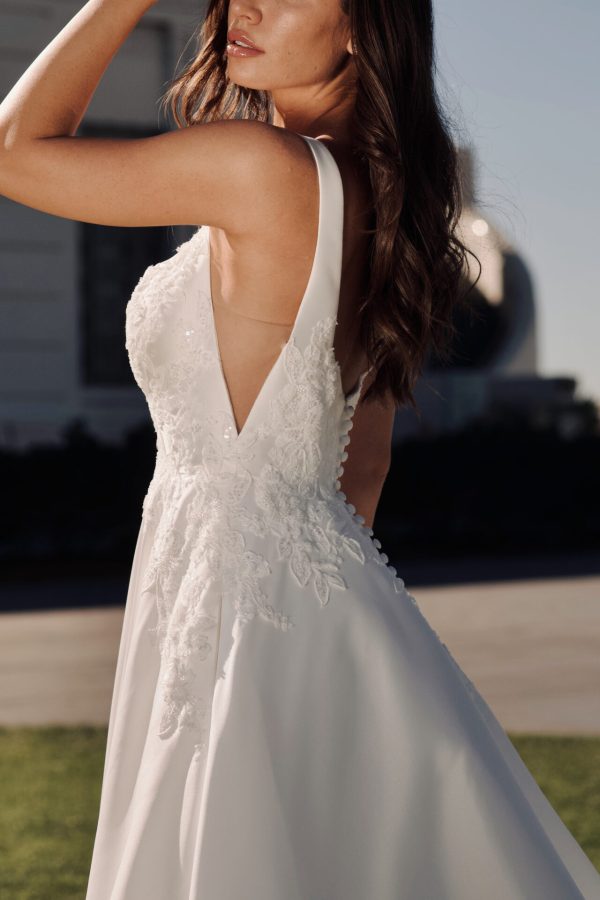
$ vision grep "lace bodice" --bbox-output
[124,135,408,754]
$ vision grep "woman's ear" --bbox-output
[346,37,353,55]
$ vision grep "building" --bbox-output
[393,147,597,440]
[1,1,594,450]
[0,0,200,448]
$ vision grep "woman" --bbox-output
[1,1,599,898]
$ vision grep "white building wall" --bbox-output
[0,0,206,448]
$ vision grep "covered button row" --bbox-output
[335,399,408,596]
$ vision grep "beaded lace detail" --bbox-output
[124,227,417,755]
[253,315,369,606]
[125,230,217,471]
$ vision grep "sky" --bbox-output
[435,0,600,402]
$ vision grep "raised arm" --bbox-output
[0,0,297,232]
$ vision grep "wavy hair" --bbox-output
[159,0,480,412]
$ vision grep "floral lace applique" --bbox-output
[126,232,405,752]
[125,229,205,386]
[253,316,366,606]
[139,413,293,755]
[125,231,218,472]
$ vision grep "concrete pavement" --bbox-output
[0,574,598,734]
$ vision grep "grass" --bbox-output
[0,728,598,898]
[0,727,105,900]
[511,734,600,869]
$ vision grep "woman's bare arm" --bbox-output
[0,0,300,232]
[0,0,156,146]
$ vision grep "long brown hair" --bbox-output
[159,0,480,412]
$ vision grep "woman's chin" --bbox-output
[227,75,270,91]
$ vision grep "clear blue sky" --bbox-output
[436,0,599,402]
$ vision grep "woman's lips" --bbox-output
[226,42,265,58]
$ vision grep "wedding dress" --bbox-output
[85,134,600,899]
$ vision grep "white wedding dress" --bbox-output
[85,135,600,899]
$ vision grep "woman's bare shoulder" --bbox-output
[0,117,310,232]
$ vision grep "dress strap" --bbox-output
[290,135,345,348]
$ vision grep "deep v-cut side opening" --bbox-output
[206,135,330,441]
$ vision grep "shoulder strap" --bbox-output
[290,135,345,348]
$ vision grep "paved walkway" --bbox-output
[0,575,598,734]
[416,574,600,735]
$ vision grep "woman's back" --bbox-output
[208,133,373,435]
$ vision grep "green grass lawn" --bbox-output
[0,727,598,899]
